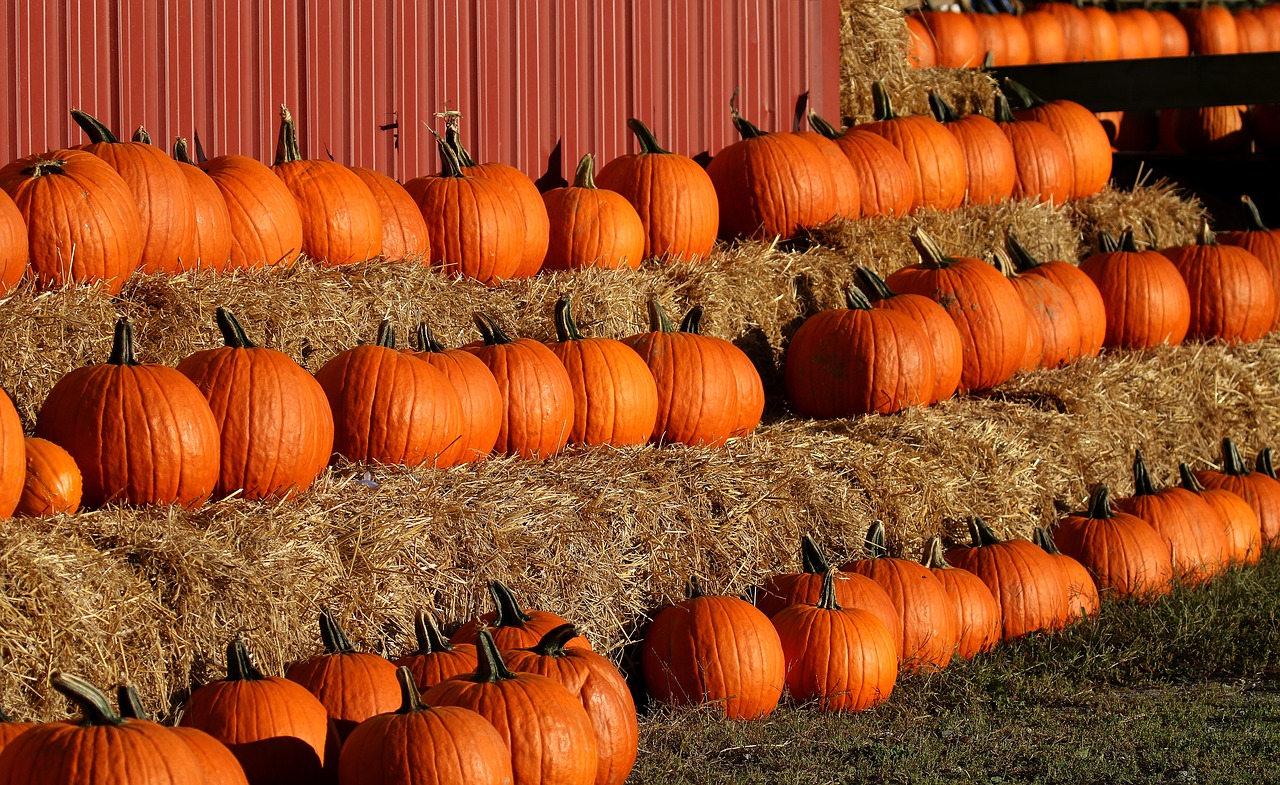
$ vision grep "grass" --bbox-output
[630,553,1280,783]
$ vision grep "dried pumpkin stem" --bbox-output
[969,517,1003,547]
[173,137,195,164]
[807,111,843,140]
[274,104,303,165]
[1005,234,1044,272]
[729,87,768,140]
[226,636,266,681]
[921,536,950,569]
[473,313,515,346]
[319,608,358,654]
[854,267,896,302]
[865,521,889,559]
[554,295,585,342]
[1178,463,1207,493]
[374,318,396,349]
[51,672,127,727]
[800,534,832,574]
[1032,527,1063,555]
[1241,195,1270,232]
[1258,448,1276,479]
[415,322,447,353]
[646,299,678,333]
[910,229,955,269]
[843,285,874,311]
[572,154,597,189]
[412,609,454,654]
[115,684,150,721]
[816,570,842,611]
[107,318,139,366]
[679,305,705,334]
[1088,485,1116,519]
[532,623,579,657]
[1132,450,1158,496]
[131,126,152,145]
[473,629,518,682]
[927,93,961,124]
[871,82,899,122]
[1222,438,1250,476]
[489,580,534,626]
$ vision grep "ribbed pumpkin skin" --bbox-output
[621,328,743,448]
[407,341,502,464]
[350,167,431,261]
[0,390,22,518]
[756,571,904,656]
[542,164,647,271]
[168,727,250,785]
[1053,492,1174,600]
[1235,9,1270,52]
[1013,99,1112,199]
[858,272,965,404]
[1172,105,1249,154]
[458,160,550,278]
[1017,258,1106,358]
[1079,242,1191,349]
[1196,468,1280,547]
[1004,267,1083,366]
[286,653,400,741]
[772,602,899,712]
[1115,9,1162,59]
[405,172,524,285]
[35,326,220,509]
[0,717,34,756]
[997,14,1032,65]
[1181,6,1240,54]
[174,158,233,271]
[1018,313,1045,373]
[706,132,838,240]
[315,342,464,469]
[15,437,81,517]
[1199,487,1263,566]
[794,131,862,220]
[829,130,915,218]
[641,592,785,719]
[916,11,982,67]
[1000,115,1073,205]
[1163,238,1275,344]
[176,320,335,501]
[861,115,968,211]
[1117,489,1229,585]
[842,555,958,672]
[1035,3,1091,60]
[905,15,938,68]
[940,112,1016,205]
[945,536,1068,640]
[929,565,1002,659]
[1151,10,1190,55]
[338,701,513,785]
[464,333,576,459]
[1080,6,1120,60]
[550,331,659,447]
[272,162,382,266]
[200,155,304,269]
[0,149,143,294]
[1021,11,1067,63]
[0,712,204,785]
[969,14,1007,66]
[0,190,27,295]
[1038,546,1101,620]
[1219,210,1280,330]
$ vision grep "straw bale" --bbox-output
[1068,175,1207,256]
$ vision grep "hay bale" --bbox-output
[1069,176,1208,256]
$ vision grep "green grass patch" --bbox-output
[631,554,1280,783]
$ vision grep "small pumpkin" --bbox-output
[1080,5,1121,59]
[1180,5,1240,54]
[808,113,914,218]
[450,580,592,652]
[905,15,938,68]
[349,166,431,262]
[1021,10,1068,64]
[914,11,982,67]
[542,154,646,271]
[1032,2,1092,60]
[1151,9,1191,56]
[15,437,81,517]
[859,82,968,211]
[1078,229,1191,349]
[1005,78,1113,199]
[920,536,1002,659]
[391,609,479,691]
[1162,219,1275,344]
[115,685,249,785]
[992,247,1083,368]
[992,93,1073,206]
[1052,485,1174,600]
[1179,463,1261,567]
[1005,233,1106,358]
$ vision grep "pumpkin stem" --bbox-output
[871,82,900,122]
[50,672,127,727]
[274,104,303,165]
[1132,449,1158,496]
[375,318,396,349]
[920,536,951,569]
[1002,78,1047,110]
[1097,230,1120,253]
[678,305,705,334]
[1119,230,1140,252]
[1032,527,1063,556]
[21,156,69,178]
[687,575,707,599]
[927,93,961,124]
[1086,485,1116,519]
[173,137,195,164]
[472,628,519,683]
[441,112,480,168]
[435,131,466,178]
[1178,462,1207,493]
[843,285,874,311]
[993,93,1017,124]
[729,87,768,140]
[816,570,842,611]
[132,126,152,144]
[807,111,843,140]
[864,521,889,559]
[554,295,585,342]
[969,517,1003,547]
[792,91,810,133]
[215,308,257,349]
[989,249,1018,279]
[854,267,897,302]
[318,608,358,655]
[800,534,832,574]
[0,705,13,723]
[225,636,266,681]
[107,318,140,366]
[646,299,678,333]
[489,580,535,627]
[473,313,515,346]
[414,322,447,353]
[394,666,428,714]
[532,623,579,657]
[115,684,150,721]
[910,229,955,269]
[70,109,120,144]
[572,154,597,189]
[1257,448,1276,479]
[625,118,671,154]
[1241,195,1270,232]
[1222,438,1250,477]
[1195,218,1217,246]
[411,609,454,654]
[1005,234,1045,272]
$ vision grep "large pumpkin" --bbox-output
[177,308,334,501]
[1179,463,1262,567]
[35,318,220,508]
[1031,527,1101,620]
[391,609,479,690]
[171,137,233,271]
[542,154,647,271]
[0,388,23,518]
[920,537,1002,659]
[992,247,1083,367]
[1005,78,1113,199]
[1180,5,1240,53]
[854,266,963,404]
[349,166,431,262]
[114,685,249,785]
[1078,230,1191,349]
[992,93,1073,205]
[859,82,968,211]
[407,323,503,464]
[0,186,29,294]
[928,93,1016,206]
[200,153,304,269]
[1195,438,1280,547]
[1052,485,1174,600]
[1005,234,1106,358]
[808,114,915,218]
[15,437,81,517]
[450,579,592,652]
[1218,195,1280,330]
[1161,220,1275,344]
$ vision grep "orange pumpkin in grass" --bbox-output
[15,437,81,517]
[859,82,968,211]
[992,93,1073,206]
[542,154,646,271]
[349,166,431,261]
[1053,485,1174,600]
[854,266,963,404]
[1005,234,1105,359]
[451,580,592,652]
[920,537,1001,659]
[407,322,503,464]
[0,388,23,519]
[1078,229,1191,349]
[1032,527,1101,620]
[1195,438,1280,548]
[1218,195,1280,330]
[170,137,233,271]
[200,152,304,270]
[1179,463,1261,567]
[809,113,915,218]
[928,93,1016,206]
[1162,220,1275,344]
[1005,78,1112,199]
[392,609,479,691]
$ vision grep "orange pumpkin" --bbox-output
[1005,78,1113,199]
[392,609,479,690]
[1161,220,1275,344]
[1179,463,1262,568]
[1021,10,1068,63]
[1032,527,1101,620]
[1195,437,1280,547]
[1218,195,1280,330]
[920,537,1001,659]
[408,323,503,464]
[1053,485,1174,600]
[928,93,1016,206]
[15,437,81,517]
[1180,6,1240,54]
[859,82,968,211]
[1078,230,1191,349]
[1005,234,1105,359]
[349,166,431,262]
[914,11,982,67]
[993,93,1073,205]
[170,137,233,271]
[992,248,1083,367]
[809,114,915,218]
[200,152,304,270]
[0,388,23,518]
[543,154,647,270]
[905,15,938,68]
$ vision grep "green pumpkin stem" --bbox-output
[414,322,447,353]
[729,88,768,140]
[70,109,120,144]
[226,636,266,681]
[871,82,900,122]
[489,580,534,626]
[927,93,961,124]
[131,126,152,145]
[472,629,519,683]
[1257,448,1276,479]
[318,608,358,654]
[572,154,597,189]
[854,267,897,302]
[274,104,303,165]
[1002,78,1048,110]
[394,666,428,713]
[1119,230,1140,252]
[1178,463,1207,493]
[910,229,956,269]
[532,623,579,657]
[107,318,139,366]
[990,249,1018,279]
[215,308,257,349]
[626,118,671,154]
[800,534,832,574]
[172,137,195,164]
[1132,450,1158,496]
[1032,527,1063,555]
[554,295,584,342]
[1097,230,1121,253]
[679,305,705,334]
[993,93,1017,124]
[808,111,842,140]
[844,285,874,311]
[115,684,150,721]
[1222,438,1250,477]
[646,299,678,333]
[921,536,950,569]
[1087,485,1116,519]
[1196,218,1217,246]
[1241,195,1270,232]
[411,609,455,654]
[865,521,889,559]
[816,570,842,611]
[1005,234,1045,272]
[473,313,515,346]
[375,318,396,349]
[50,672,127,727]
[687,575,707,599]
[969,517,1003,547]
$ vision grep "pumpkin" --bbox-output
[640,577,786,719]
[0,148,143,293]
[1151,9,1190,56]
[754,534,904,656]
[1005,78,1112,199]
[996,13,1033,65]
[464,313,576,459]
[705,94,839,240]
[1052,485,1174,599]
[0,706,34,756]
[177,308,335,501]
[1078,229,1191,349]
[1080,5,1121,60]
[920,537,1001,659]
[349,167,431,262]
[859,82,968,211]
[392,609,479,691]
[1032,2,1091,60]
[405,136,524,285]
[450,580,592,652]
[0,672,203,784]
[791,97,862,221]
[1161,220,1275,344]
[286,609,401,741]
[945,518,1070,640]
[115,685,250,785]
[771,571,899,712]
[548,295,658,446]
[542,154,646,271]
[808,114,914,218]
[594,118,719,262]
[841,521,959,672]
[1005,234,1105,358]
[408,323,503,463]
[271,105,382,265]
[992,247,1083,367]
[1021,10,1068,64]
[675,305,766,440]
[35,318,220,508]
[886,229,1029,394]
[0,188,28,295]
[1235,8,1271,53]
[904,15,938,68]
[969,13,1008,65]
[503,624,639,785]
[928,93,1016,205]
[181,636,339,785]
[15,437,81,517]
[71,110,198,273]
[200,153,304,269]
[914,11,982,67]
[443,115,549,277]
[1218,195,1280,330]
[315,320,464,468]
[1096,110,1158,151]
[784,284,935,417]
[338,667,513,785]
[854,266,963,404]
[1179,463,1262,567]
[1180,6,1240,54]
[0,388,23,518]
[424,629,599,785]
[1031,527,1101,620]
[1171,105,1250,155]
[992,93,1073,205]
[1115,9,1164,59]
[1195,438,1280,547]
[169,136,233,271]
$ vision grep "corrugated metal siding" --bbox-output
[1,0,842,183]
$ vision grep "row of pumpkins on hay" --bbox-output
[2,438,1277,784]
[4,192,1280,514]
[0,80,1116,296]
